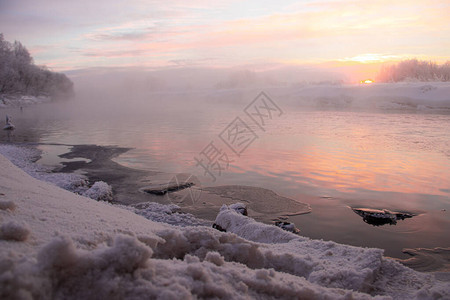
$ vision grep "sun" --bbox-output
[360,79,374,84]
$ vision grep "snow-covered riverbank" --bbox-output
[269,82,450,112]
[0,145,449,299]
[0,94,52,108]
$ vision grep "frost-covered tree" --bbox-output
[0,34,73,97]
[377,59,450,82]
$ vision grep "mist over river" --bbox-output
[2,84,449,261]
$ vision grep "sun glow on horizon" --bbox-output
[360,79,374,84]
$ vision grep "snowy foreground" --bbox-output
[0,151,449,299]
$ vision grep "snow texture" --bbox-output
[0,221,30,241]
[0,200,16,211]
[0,144,114,200]
[229,202,248,215]
[82,181,113,202]
[0,144,89,194]
[123,202,211,227]
[0,148,449,299]
[0,95,51,108]
[215,204,298,243]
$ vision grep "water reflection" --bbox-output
[3,102,449,202]
[231,111,450,197]
[1,99,449,260]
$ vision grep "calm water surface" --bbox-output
[2,94,449,259]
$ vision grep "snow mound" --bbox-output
[0,200,16,211]
[1,233,384,300]
[215,204,299,243]
[214,204,450,298]
[40,172,90,194]
[0,221,30,241]
[214,205,380,291]
[82,181,113,201]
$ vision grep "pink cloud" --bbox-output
[4,0,448,71]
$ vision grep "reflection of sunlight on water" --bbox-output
[5,101,449,260]
[233,111,450,197]
[110,109,450,198]
[8,102,449,198]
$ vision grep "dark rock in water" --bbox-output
[229,203,248,216]
[274,221,300,234]
[141,182,195,195]
[352,207,415,226]
[2,125,15,130]
[212,223,226,232]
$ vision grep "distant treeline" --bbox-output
[377,59,450,82]
[0,34,73,97]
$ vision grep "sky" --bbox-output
[1,0,449,76]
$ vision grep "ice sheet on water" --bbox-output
[0,144,113,201]
[0,144,89,194]
[398,247,450,272]
[0,144,211,228]
[203,185,311,220]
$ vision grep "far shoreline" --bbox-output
[0,94,52,108]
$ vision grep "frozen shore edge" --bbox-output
[0,94,52,108]
[0,146,449,298]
